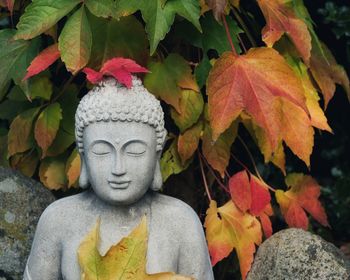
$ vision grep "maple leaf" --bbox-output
[78,216,193,280]
[310,41,350,108]
[23,44,60,80]
[83,57,149,88]
[275,173,329,230]
[208,47,309,145]
[204,200,262,280]
[257,0,312,64]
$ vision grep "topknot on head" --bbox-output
[75,76,167,153]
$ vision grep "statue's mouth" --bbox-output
[108,180,131,189]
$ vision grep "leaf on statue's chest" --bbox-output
[78,216,194,280]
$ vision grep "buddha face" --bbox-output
[82,121,158,205]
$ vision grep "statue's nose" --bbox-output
[111,154,126,176]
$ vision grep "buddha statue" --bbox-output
[24,77,214,280]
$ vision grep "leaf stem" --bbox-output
[222,15,238,56]
[198,151,212,201]
[199,152,230,194]
[232,7,257,48]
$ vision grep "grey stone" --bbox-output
[247,228,350,280]
[25,77,214,280]
[0,167,55,280]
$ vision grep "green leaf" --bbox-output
[0,29,41,98]
[160,139,189,182]
[141,0,201,54]
[34,103,62,157]
[7,86,28,101]
[144,53,198,112]
[59,6,92,74]
[88,14,148,69]
[170,90,204,133]
[201,13,242,55]
[46,129,75,157]
[14,0,81,40]
[0,99,32,121]
[58,85,79,135]
[115,0,140,18]
[39,156,67,190]
[29,76,53,100]
[86,0,115,18]
[8,107,40,157]
[195,55,211,89]
[178,121,203,164]
[202,121,238,177]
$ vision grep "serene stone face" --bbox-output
[83,121,158,205]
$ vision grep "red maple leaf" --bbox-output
[83,57,149,88]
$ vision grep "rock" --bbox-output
[247,228,350,280]
[0,167,55,280]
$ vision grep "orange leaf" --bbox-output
[65,148,81,188]
[177,121,203,164]
[257,0,311,64]
[23,44,60,80]
[310,41,350,108]
[258,204,273,238]
[204,200,262,280]
[207,47,308,153]
[276,173,329,230]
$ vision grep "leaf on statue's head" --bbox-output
[83,57,149,88]
[78,216,194,280]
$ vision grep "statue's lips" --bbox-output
[108,180,131,189]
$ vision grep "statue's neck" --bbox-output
[86,189,153,220]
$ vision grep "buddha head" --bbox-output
[75,77,167,205]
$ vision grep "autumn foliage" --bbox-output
[0,0,349,279]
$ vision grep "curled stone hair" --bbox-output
[75,76,167,154]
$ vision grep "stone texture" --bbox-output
[0,167,55,280]
[247,228,350,280]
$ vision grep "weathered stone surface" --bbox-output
[0,167,55,280]
[247,228,350,280]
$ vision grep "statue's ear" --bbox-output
[150,160,162,191]
[79,154,90,189]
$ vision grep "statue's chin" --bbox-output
[91,188,150,207]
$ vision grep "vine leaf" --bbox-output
[83,57,149,88]
[257,0,312,64]
[229,170,271,216]
[8,107,40,157]
[207,47,315,166]
[276,173,329,230]
[204,200,262,280]
[34,103,62,157]
[202,121,237,178]
[14,0,81,40]
[23,44,60,80]
[78,216,193,279]
[310,41,350,108]
[178,121,203,164]
[85,0,115,18]
[39,156,67,190]
[65,148,81,188]
[144,54,198,113]
[58,6,92,74]
[205,0,227,21]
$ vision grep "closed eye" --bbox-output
[90,142,112,155]
[125,142,146,156]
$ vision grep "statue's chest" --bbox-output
[60,219,180,280]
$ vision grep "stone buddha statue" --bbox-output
[24,77,214,280]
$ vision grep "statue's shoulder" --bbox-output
[38,191,91,225]
[151,193,203,230]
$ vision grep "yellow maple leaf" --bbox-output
[78,216,193,280]
[204,200,262,280]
